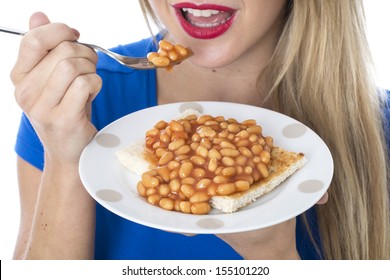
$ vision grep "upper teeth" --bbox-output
[182,8,220,17]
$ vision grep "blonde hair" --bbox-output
[139,0,390,259]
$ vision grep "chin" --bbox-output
[188,57,228,70]
[187,47,236,69]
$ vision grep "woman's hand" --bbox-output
[11,12,102,165]
[11,12,101,259]
[217,218,299,259]
[216,192,329,259]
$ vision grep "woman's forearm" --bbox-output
[24,159,95,259]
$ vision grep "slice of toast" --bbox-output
[116,134,307,214]
[210,146,306,213]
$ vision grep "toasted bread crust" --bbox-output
[210,147,306,213]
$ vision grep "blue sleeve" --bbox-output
[14,113,44,171]
[382,90,390,145]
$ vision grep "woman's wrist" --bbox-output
[218,218,299,260]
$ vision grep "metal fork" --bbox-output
[76,42,155,70]
[0,26,158,70]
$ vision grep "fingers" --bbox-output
[316,192,329,205]
[11,12,99,115]
[29,12,80,35]
[60,72,102,114]
[29,73,102,130]
[11,15,80,85]
[32,57,99,110]
[37,44,98,108]
[29,11,50,29]
[14,41,98,113]
[165,230,196,237]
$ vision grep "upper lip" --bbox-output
[172,2,236,12]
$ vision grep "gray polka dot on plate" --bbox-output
[95,133,121,148]
[179,102,204,114]
[298,180,325,193]
[96,189,123,202]
[196,218,224,229]
[282,123,307,138]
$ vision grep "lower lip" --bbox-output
[173,5,236,40]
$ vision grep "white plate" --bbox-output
[79,102,333,234]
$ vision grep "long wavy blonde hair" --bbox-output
[139,0,390,259]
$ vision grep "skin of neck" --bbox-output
[156,26,280,108]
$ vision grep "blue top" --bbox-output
[15,36,324,260]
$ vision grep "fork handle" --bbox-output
[0,27,93,52]
[0,26,26,36]
[0,27,93,50]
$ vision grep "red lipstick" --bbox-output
[172,2,236,39]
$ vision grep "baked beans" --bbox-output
[137,114,274,214]
[147,39,193,69]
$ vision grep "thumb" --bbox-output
[28,11,80,38]
[29,11,51,30]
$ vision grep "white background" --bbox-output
[0,0,389,260]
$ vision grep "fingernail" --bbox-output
[71,28,80,38]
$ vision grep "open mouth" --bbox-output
[173,3,236,39]
[182,7,234,28]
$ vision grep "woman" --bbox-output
[11,0,389,259]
